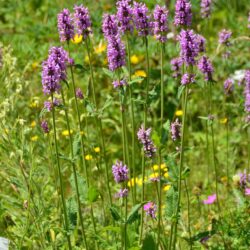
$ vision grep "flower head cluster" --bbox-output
[115,188,129,198]
[143,202,157,218]
[178,29,200,66]
[198,56,213,81]
[248,12,250,29]
[181,73,195,85]
[171,57,183,78]
[244,70,250,117]
[174,0,192,27]
[224,78,234,95]
[197,34,206,53]
[171,119,182,141]
[57,9,74,42]
[219,29,232,46]
[74,5,92,39]
[153,5,169,43]
[200,0,212,19]
[238,170,250,188]
[203,194,216,205]
[41,120,49,134]
[112,79,128,89]
[107,34,126,71]
[112,161,129,183]
[76,88,84,99]
[133,2,153,37]
[102,14,119,39]
[116,0,134,34]
[137,125,156,158]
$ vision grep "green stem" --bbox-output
[184,180,192,249]
[61,88,89,250]
[51,94,72,250]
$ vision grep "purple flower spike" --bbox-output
[102,14,119,40]
[245,188,250,196]
[171,57,183,78]
[57,9,74,42]
[174,0,192,27]
[112,161,129,183]
[76,88,84,99]
[112,79,128,89]
[115,188,129,198]
[219,29,232,46]
[133,1,153,37]
[74,5,92,39]
[198,56,213,81]
[181,73,195,85]
[137,125,156,158]
[248,12,250,29]
[224,78,234,95]
[201,0,212,19]
[144,202,157,218]
[171,119,182,141]
[107,34,126,71]
[41,120,49,134]
[244,70,250,116]
[153,5,169,43]
[203,194,216,205]
[197,34,206,53]
[116,0,134,34]
[178,29,199,66]
[44,101,53,112]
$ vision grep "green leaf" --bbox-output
[152,131,161,147]
[181,167,190,179]
[87,186,99,203]
[142,234,157,250]
[102,68,114,78]
[198,116,209,121]
[165,187,178,220]
[72,133,81,159]
[62,79,69,89]
[126,203,144,224]
[67,197,77,229]
[110,206,122,222]
[102,225,120,233]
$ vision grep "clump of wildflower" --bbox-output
[133,1,153,37]
[245,188,250,196]
[203,194,216,204]
[181,73,195,85]
[200,0,212,19]
[144,202,157,218]
[41,120,49,133]
[76,88,84,99]
[238,170,250,188]
[57,9,74,42]
[74,5,92,39]
[116,0,134,34]
[112,161,129,183]
[102,14,119,40]
[107,35,126,71]
[171,119,182,141]
[153,5,169,43]
[197,34,206,53]
[171,57,182,78]
[112,79,128,89]
[44,101,53,112]
[244,70,250,120]
[224,78,234,95]
[137,125,156,158]
[219,29,232,46]
[174,0,192,27]
[198,56,213,81]
[115,188,129,198]
[178,29,199,66]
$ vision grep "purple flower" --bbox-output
[197,34,206,53]
[112,161,129,183]
[238,170,250,188]
[102,14,119,40]
[74,5,92,39]
[107,34,126,71]
[116,0,134,34]
[112,79,128,89]
[76,88,84,99]
[245,188,250,196]
[219,29,232,46]
[198,56,213,81]
[153,5,169,43]
[53,98,61,107]
[174,0,192,27]
[244,70,250,115]
[171,57,183,78]
[41,120,49,133]
[248,12,250,29]
[224,78,234,95]
[137,125,156,158]
[203,194,216,205]
[57,9,74,42]
[181,73,195,85]
[171,119,182,141]
[44,101,53,111]
[200,0,212,19]
[178,29,199,66]
[115,188,129,198]
[133,2,153,37]
[143,202,157,218]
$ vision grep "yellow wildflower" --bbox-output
[31,136,38,142]
[221,176,228,183]
[175,110,183,116]
[220,117,228,124]
[163,185,171,191]
[50,229,56,242]
[94,43,106,54]
[128,177,137,187]
[134,70,147,78]
[30,100,39,108]
[31,121,36,128]
[164,172,169,178]
[152,164,159,171]
[84,55,90,63]
[71,34,83,44]
[137,178,143,186]
[94,147,100,153]
[130,55,139,65]
[85,154,93,160]
[153,164,167,171]
[4,129,9,134]
[149,172,159,180]
[62,130,73,136]
[32,62,38,70]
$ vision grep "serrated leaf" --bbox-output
[72,133,81,158]
[110,206,122,222]
[165,187,178,220]
[126,203,144,224]
[88,186,99,203]
[67,197,77,229]
[142,234,156,250]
